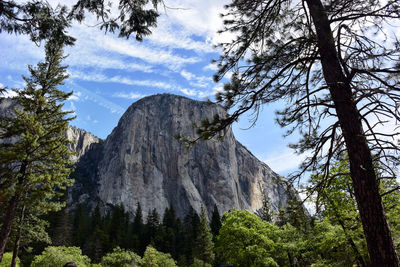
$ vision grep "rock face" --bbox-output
[66,126,100,162]
[70,94,292,218]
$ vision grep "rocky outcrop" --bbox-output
[66,126,100,162]
[70,94,292,218]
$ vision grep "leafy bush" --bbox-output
[30,246,91,267]
[101,247,141,267]
[142,246,176,267]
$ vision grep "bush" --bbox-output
[101,247,141,267]
[142,246,177,267]
[30,246,91,267]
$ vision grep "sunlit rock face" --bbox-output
[68,94,292,218]
[66,126,100,163]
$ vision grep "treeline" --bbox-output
[3,167,400,267]
[33,203,220,266]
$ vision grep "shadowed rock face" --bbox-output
[70,94,292,218]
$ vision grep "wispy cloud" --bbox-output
[69,91,82,101]
[148,17,217,54]
[180,69,212,88]
[68,81,125,115]
[93,32,200,71]
[66,53,154,73]
[203,63,219,72]
[180,88,214,98]
[263,148,307,174]
[69,70,174,90]
[113,92,148,100]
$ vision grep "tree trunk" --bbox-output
[0,196,19,262]
[305,0,400,266]
[11,204,25,267]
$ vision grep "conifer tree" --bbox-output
[132,202,144,254]
[0,40,74,261]
[194,206,214,267]
[258,190,273,223]
[183,207,200,264]
[210,205,221,240]
[144,208,160,248]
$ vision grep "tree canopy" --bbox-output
[0,0,163,45]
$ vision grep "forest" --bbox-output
[1,157,399,266]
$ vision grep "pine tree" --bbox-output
[161,205,178,257]
[132,202,144,254]
[0,40,74,261]
[258,190,273,223]
[194,206,214,267]
[183,207,200,264]
[210,205,221,241]
[144,208,160,248]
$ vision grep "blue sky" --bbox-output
[0,0,307,177]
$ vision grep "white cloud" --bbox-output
[148,16,216,54]
[180,69,212,88]
[109,76,173,90]
[69,91,82,101]
[203,63,219,71]
[69,70,176,90]
[263,148,308,174]
[180,88,214,98]
[68,71,108,82]
[66,53,154,73]
[68,81,125,115]
[180,70,196,81]
[92,31,200,70]
[113,92,148,100]
[161,0,231,45]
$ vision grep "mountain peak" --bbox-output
[69,94,291,218]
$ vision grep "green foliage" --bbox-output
[69,0,162,41]
[308,158,400,265]
[0,0,75,46]
[210,205,221,240]
[30,246,91,267]
[0,39,75,261]
[258,190,272,223]
[100,247,141,267]
[0,252,20,267]
[0,40,74,212]
[190,258,211,267]
[141,246,177,267]
[215,210,279,267]
[193,206,214,265]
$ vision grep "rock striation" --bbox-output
[70,94,292,218]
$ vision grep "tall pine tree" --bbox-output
[0,40,74,261]
[194,206,214,267]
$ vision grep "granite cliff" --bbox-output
[66,126,100,162]
[69,94,292,218]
